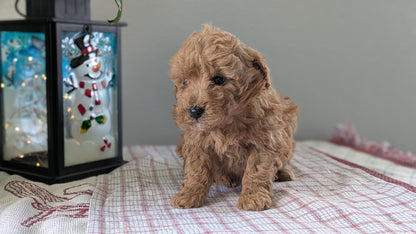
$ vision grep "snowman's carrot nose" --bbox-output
[93,61,101,72]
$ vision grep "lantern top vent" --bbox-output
[26,0,91,20]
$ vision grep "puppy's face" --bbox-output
[169,25,271,132]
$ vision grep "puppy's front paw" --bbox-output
[237,192,272,211]
[171,191,207,209]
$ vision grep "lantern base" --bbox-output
[10,152,48,168]
[0,160,126,184]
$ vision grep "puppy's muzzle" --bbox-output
[188,106,205,120]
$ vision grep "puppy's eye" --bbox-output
[182,79,189,86]
[211,76,226,86]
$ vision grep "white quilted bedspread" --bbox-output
[1,142,415,233]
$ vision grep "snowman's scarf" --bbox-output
[76,80,107,116]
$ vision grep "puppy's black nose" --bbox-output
[188,106,205,120]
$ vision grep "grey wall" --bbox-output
[2,1,415,153]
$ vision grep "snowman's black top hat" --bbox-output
[70,33,100,68]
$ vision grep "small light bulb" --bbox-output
[28,56,33,62]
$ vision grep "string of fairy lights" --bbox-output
[1,51,48,167]
[1,31,116,168]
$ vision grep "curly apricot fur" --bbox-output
[170,25,298,211]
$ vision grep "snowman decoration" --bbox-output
[65,33,113,152]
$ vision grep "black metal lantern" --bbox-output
[0,0,125,183]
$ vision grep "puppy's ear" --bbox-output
[251,60,267,80]
[248,49,271,89]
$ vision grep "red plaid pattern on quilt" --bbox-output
[87,143,416,233]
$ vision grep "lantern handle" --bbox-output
[14,0,27,18]
[108,0,123,23]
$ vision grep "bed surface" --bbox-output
[1,141,415,233]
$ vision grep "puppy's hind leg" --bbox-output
[275,168,295,182]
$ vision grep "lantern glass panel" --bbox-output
[1,31,48,168]
[61,31,118,166]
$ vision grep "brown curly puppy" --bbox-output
[169,25,298,211]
